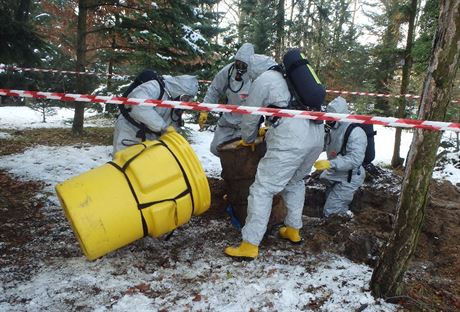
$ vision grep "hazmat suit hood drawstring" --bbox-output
[248,54,277,81]
[163,75,199,99]
[234,43,255,65]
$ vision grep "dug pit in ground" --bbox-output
[302,169,460,310]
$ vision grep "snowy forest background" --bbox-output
[1,0,459,121]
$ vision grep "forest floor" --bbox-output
[1,127,459,311]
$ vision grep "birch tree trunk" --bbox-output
[371,0,460,298]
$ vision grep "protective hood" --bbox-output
[163,75,199,99]
[248,54,277,81]
[327,96,349,114]
[234,43,255,65]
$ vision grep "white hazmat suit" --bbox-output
[320,97,367,217]
[203,43,255,156]
[239,55,324,246]
[113,75,198,156]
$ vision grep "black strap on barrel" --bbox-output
[157,140,195,214]
[108,140,194,237]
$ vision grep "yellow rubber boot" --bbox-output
[279,226,302,244]
[224,241,258,260]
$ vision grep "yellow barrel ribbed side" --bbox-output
[160,132,211,216]
[55,165,143,260]
[55,131,211,260]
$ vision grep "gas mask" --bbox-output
[171,94,192,126]
[234,60,248,82]
[174,94,193,102]
[325,121,336,132]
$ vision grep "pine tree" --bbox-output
[0,0,46,65]
[366,0,405,116]
[391,0,418,169]
[34,1,223,133]
[251,3,276,54]
[0,0,50,105]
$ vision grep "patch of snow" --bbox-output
[156,53,172,60]
[0,106,99,129]
[0,145,111,204]
[0,222,397,311]
[182,25,207,53]
[35,13,51,19]
[0,131,12,139]
[187,123,221,178]
[433,152,460,185]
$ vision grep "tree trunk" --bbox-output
[15,0,31,22]
[371,0,460,298]
[275,0,285,61]
[104,34,116,113]
[301,0,312,50]
[72,0,88,136]
[315,0,324,70]
[391,0,418,169]
[238,0,252,43]
[287,0,296,47]
[375,0,403,115]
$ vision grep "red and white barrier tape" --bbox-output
[326,89,460,104]
[0,64,128,79]
[2,64,459,103]
[0,64,211,83]
[1,88,459,132]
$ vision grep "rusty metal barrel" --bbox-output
[217,137,286,228]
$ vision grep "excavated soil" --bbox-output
[303,171,460,310]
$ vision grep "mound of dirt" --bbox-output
[302,169,460,310]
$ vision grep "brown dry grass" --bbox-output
[0,127,113,156]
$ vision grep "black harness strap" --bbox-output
[119,77,165,141]
[268,64,322,118]
[268,64,299,109]
[157,140,195,214]
[339,124,362,183]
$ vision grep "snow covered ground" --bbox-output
[0,106,458,311]
[0,106,102,129]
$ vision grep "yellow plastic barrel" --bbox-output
[55,132,210,260]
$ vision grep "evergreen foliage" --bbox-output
[412,0,439,74]
[0,0,456,124]
[0,0,47,65]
